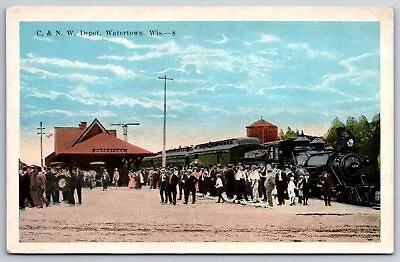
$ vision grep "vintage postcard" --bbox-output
[6,6,394,254]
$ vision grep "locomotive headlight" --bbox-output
[347,138,354,147]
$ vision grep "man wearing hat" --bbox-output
[112,168,120,189]
[224,164,235,199]
[234,165,248,202]
[265,168,275,207]
[275,168,287,205]
[159,168,169,204]
[178,170,186,200]
[168,168,179,205]
[259,164,267,201]
[215,174,226,203]
[296,170,305,204]
[302,172,310,205]
[322,171,333,206]
[184,168,198,204]
[101,169,110,191]
[19,166,36,209]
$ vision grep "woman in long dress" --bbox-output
[128,171,135,189]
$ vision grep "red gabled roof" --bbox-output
[61,133,153,155]
[55,127,84,153]
[72,118,109,146]
[246,119,277,128]
[52,119,152,156]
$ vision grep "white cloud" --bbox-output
[98,51,164,61]
[21,65,109,83]
[257,49,279,56]
[80,34,179,53]
[149,114,178,119]
[287,42,336,59]
[243,34,281,45]
[158,66,188,75]
[79,34,136,49]
[95,39,281,78]
[22,53,137,78]
[25,109,75,117]
[173,78,208,85]
[23,106,118,118]
[259,34,281,43]
[80,110,118,118]
[183,35,192,40]
[205,34,229,44]
[320,51,379,89]
[32,36,54,42]
[25,88,64,99]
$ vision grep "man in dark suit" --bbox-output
[322,172,333,206]
[76,169,84,204]
[185,169,198,204]
[168,169,179,205]
[158,169,169,204]
[224,164,235,199]
[259,165,267,201]
[303,173,310,205]
[178,170,186,200]
[19,167,36,209]
[275,169,287,205]
[45,168,59,204]
[68,168,77,205]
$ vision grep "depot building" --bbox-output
[45,119,154,179]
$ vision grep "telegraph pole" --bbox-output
[37,122,45,168]
[111,123,140,142]
[158,75,173,168]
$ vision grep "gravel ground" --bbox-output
[19,186,380,242]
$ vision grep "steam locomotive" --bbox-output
[259,128,379,206]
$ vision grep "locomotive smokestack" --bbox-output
[337,127,355,153]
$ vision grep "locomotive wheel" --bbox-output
[56,175,70,192]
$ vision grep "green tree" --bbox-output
[346,116,358,136]
[284,127,298,139]
[324,117,345,150]
[356,115,372,157]
[369,114,380,172]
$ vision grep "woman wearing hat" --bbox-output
[249,165,260,203]
[128,170,135,189]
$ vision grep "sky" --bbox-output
[19,21,380,165]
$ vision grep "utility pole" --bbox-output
[158,75,173,168]
[37,122,45,168]
[111,123,140,142]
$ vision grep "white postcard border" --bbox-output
[6,5,394,254]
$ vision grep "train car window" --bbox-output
[296,154,308,166]
[307,154,329,167]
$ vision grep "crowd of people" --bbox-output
[19,162,334,210]
[144,163,334,207]
[19,165,86,210]
[18,164,146,210]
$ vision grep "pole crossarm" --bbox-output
[37,122,45,168]
[111,122,140,142]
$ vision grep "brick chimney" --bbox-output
[79,122,87,129]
